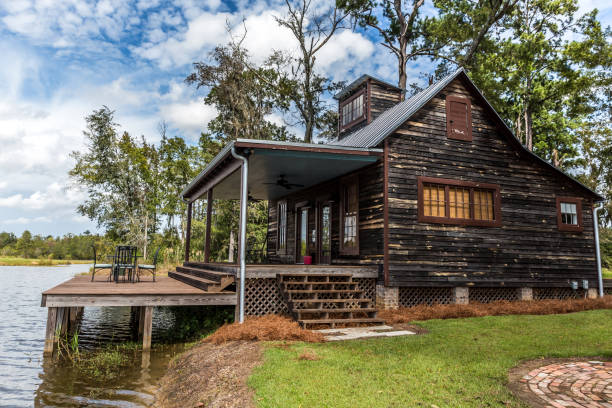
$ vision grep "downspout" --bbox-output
[593,203,605,298]
[231,147,248,323]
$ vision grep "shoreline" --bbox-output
[0,257,91,267]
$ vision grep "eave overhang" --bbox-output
[181,139,382,202]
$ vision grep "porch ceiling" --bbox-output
[183,139,382,201]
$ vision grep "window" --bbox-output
[446,95,472,141]
[340,90,366,130]
[340,177,359,254]
[556,197,583,232]
[277,201,287,253]
[418,177,501,226]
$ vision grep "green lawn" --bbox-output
[0,256,91,266]
[603,267,612,279]
[249,310,612,408]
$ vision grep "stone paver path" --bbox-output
[519,361,612,407]
[316,325,415,341]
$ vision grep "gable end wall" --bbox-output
[385,78,597,288]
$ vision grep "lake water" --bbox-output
[0,265,190,407]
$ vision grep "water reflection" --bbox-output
[0,266,227,407]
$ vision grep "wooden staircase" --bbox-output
[169,262,235,292]
[278,273,383,329]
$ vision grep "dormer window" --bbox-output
[446,95,472,141]
[340,90,366,130]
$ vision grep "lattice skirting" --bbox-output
[399,287,453,307]
[354,278,376,303]
[244,278,287,316]
[469,287,519,303]
[243,277,377,316]
[533,287,586,300]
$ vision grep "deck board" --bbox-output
[41,275,236,307]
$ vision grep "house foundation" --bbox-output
[376,284,399,309]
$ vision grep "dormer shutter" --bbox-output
[446,95,472,141]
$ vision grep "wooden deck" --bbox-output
[41,274,236,307]
[184,262,379,279]
[40,274,236,354]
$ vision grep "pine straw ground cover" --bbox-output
[379,295,612,324]
[205,315,324,344]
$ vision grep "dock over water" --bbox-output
[41,274,236,353]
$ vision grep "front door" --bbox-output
[318,203,331,264]
[296,207,309,264]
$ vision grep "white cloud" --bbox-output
[4,216,52,225]
[160,101,217,137]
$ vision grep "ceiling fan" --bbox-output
[264,174,304,190]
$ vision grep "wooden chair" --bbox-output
[137,247,160,282]
[91,245,113,282]
[112,246,138,283]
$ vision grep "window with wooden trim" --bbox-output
[340,178,359,254]
[418,177,501,226]
[446,95,472,141]
[556,197,583,232]
[277,201,287,253]
[340,90,366,130]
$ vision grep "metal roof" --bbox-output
[333,74,404,100]
[330,67,603,200]
[333,68,464,148]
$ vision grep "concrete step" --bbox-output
[300,317,385,329]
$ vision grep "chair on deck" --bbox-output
[137,247,160,282]
[113,246,138,283]
[91,245,113,282]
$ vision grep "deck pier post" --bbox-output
[185,201,193,263]
[204,189,213,263]
[138,306,145,339]
[44,307,58,354]
[142,306,153,350]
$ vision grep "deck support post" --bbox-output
[517,287,533,301]
[44,307,58,354]
[375,284,398,309]
[204,189,213,263]
[142,306,153,350]
[185,201,192,263]
[452,287,469,304]
[138,306,146,339]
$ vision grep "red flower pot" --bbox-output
[303,256,312,265]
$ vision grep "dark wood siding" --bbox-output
[266,163,384,266]
[385,78,597,288]
[369,81,402,122]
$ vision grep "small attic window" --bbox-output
[340,89,366,130]
[446,95,472,141]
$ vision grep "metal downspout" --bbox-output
[593,203,605,298]
[231,147,248,323]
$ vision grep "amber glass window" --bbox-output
[277,201,287,253]
[449,187,470,219]
[473,189,494,221]
[418,177,501,226]
[340,178,359,254]
[423,184,446,217]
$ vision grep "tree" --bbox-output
[275,0,348,142]
[186,39,293,144]
[338,0,439,90]
[69,107,161,254]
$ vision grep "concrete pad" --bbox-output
[316,325,415,341]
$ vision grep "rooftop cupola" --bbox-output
[334,75,404,140]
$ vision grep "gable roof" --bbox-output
[334,74,404,100]
[331,68,603,201]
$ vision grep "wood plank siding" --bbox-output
[385,77,597,288]
[266,162,384,267]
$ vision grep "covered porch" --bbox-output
[179,139,383,321]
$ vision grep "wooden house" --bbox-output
[176,68,606,327]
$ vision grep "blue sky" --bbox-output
[0,0,610,237]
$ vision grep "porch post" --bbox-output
[231,147,248,323]
[204,189,213,263]
[185,201,192,263]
